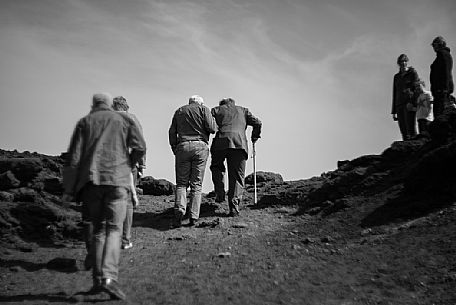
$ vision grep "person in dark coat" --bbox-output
[392,54,420,140]
[210,98,262,216]
[430,36,454,118]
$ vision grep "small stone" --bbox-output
[321,236,333,243]
[360,228,372,236]
[301,237,315,244]
[218,252,231,257]
[232,222,248,228]
[10,266,22,272]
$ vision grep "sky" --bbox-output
[1,0,455,192]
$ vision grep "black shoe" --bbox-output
[189,218,198,226]
[101,278,126,300]
[86,279,102,295]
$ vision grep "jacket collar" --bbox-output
[90,103,112,113]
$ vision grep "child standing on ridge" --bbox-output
[415,80,433,137]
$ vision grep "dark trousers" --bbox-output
[418,119,430,135]
[210,149,246,212]
[396,106,417,140]
[432,92,450,118]
[80,184,128,282]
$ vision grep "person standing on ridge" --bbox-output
[169,95,217,227]
[430,36,454,118]
[392,54,419,140]
[210,97,262,216]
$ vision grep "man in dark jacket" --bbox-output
[430,36,454,118]
[210,98,262,216]
[169,95,217,227]
[63,93,146,300]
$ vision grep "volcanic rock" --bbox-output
[245,171,283,185]
[138,176,175,195]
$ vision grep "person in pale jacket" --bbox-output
[414,80,433,137]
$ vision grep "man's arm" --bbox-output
[168,112,178,154]
[62,121,84,196]
[203,106,217,134]
[128,121,147,167]
[245,108,262,142]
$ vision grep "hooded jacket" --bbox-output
[430,47,454,94]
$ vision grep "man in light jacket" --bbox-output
[63,93,146,300]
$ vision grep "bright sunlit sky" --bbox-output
[1,0,455,192]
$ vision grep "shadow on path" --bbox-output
[361,193,454,227]
[0,257,80,273]
[133,203,226,231]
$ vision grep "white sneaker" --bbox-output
[121,242,133,250]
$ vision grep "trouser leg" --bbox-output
[405,110,417,138]
[82,184,105,283]
[175,144,191,216]
[396,106,408,140]
[210,149,226,201]
[188,142,209,220]
[417,119,429,135]
[102,186,128,281]
[122,199,133,245]
[432,92,448,118]
[226,149,247,213]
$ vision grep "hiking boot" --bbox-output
[121,242,133,250]
[86,278,102,295]
[101,278,126,300]
[189,218,198,226]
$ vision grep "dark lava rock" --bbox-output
[138,176,175,195]
[0,158,44,184]
[0,171,20,190]
[245,171,283,185]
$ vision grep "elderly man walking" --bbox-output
[112,96,146,250]
[210,98,262,216]
[169,95,217,227]
[63,93,146,300]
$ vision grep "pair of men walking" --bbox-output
[169,96,262,227]
[63,93,146,300]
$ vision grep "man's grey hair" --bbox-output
[189,95,204,105]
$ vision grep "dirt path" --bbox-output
[1,194,456,305]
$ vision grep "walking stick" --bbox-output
[253,142,257,205]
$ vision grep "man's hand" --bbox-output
[251,137,259,143]
[392,114,398,121]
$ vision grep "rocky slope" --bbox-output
[1,106,456,304]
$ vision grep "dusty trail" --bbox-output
[1,193,456,305]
